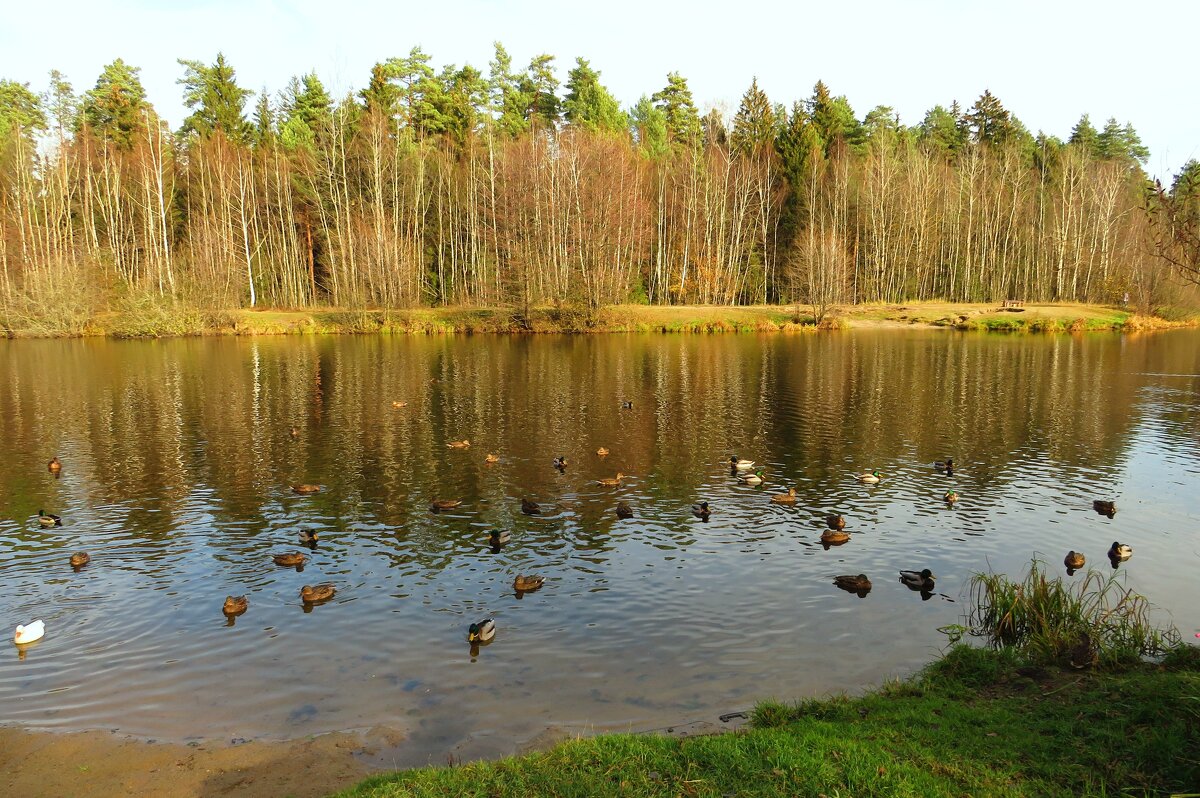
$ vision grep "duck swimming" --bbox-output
[621,401,633,410]
[37,510,62,528]
[899,569,936,591]
[857,471,881,483]
[729,457,755,472]
[692,501,710,520]
[48,456,62,475]
[553,456,567,470]
[943,490,959,504]
[833,574,872,595]
[300,584,336,604]
[430,499,462,512]
[596,473,626,487]
[616,501,634,519]
[69,552,90,568]
[447,439,471,449]
[934,459,953,472]
[1108,541,1132,561]
[273,552,307,568]
[521,498,541,515]
[485,453,500,463]
[513,575,544,593]
[1093,500,1117,517]
[298,529,319,545]
[737,470,765,485]
[291,484,321,495]
[1064,550,1085,570]
[14,620,45,645]
[223,595,248,616]
[596,447,610,457]
[391,401,408,408]
[770,487,797,504]
[468,618,496,642]
[821,529,850,545]
[488,530,511,548]
[826,514,846,531]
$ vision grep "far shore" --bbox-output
[3,301,1196,339]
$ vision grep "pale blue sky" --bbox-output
[3,0,1196,179]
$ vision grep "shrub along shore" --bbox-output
[2,301,1196,339]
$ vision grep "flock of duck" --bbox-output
[14,438,1136,651]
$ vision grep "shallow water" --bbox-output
[1,331,1198,763]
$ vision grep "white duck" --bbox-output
[14,620,45,645]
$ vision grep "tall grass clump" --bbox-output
[968,559,1180,666]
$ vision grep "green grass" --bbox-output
[337,647,1200,797]
[966,560,1181,666]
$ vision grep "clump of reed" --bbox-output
[967,559,1180,667]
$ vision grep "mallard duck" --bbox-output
[447,439,471,449]
[289,426,300,439]
[934,458,954,472]
[826,514,846,531]
[488,530,511,547]
[513,575,544,592]
[391,401,408,408]
[1093,500,1117,517]
[621,400,633,410]
[14,620,45,645]
[821,529,850,545]
[1064,550,1085,570]
[596,447,610,457]
[553,456,567,469]
[770,487,797,504]
[692,501,710,520]
[521,498,541,515]
[467,618,496,642]
[430,499,462,512]
[485,453,500,464]
[857,471,882,483]
[300,584,336,604]
[273,552,307,568]
[291,484,321,495]
[616,501,634,519]
[943,490,959,504]
[737,469,765,485]
[596,473,626,487]
[833,574,872,594]
[48,456,62,475]
[223,595,248,616]
[729,456,755,471]
[1108,541,1132,561]
[899,569,936,591]
[1068,633,1095,669]
[69,552,90,568]
[37,510,62,528]
[298,529,319,544]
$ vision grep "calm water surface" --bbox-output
[1,331,1198,763]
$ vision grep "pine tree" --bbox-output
[361,62,401,120]
[80,58,149,148]
[177,52,252,142]
[651,72,700,146]
[730,77,774,155]
[279,73,331,149]
[43,70,76,143]
[965,90,1012,146]
[520,54,560,130]
[0,80,46,139]
[807,80,860,154]
[630,95,667,158]
[563,57,625,134]
[1068,114,1099,155]
[918,104,965,159]
[252,90,276,146]
[488,42,527,138]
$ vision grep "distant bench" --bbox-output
[1000,299,1024,309]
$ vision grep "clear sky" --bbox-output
[3,0,1196,180]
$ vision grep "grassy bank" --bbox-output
[339,563,1199,797]
[3,301,1197,339]
[338,646,1200,798]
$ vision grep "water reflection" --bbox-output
[1,331,1199,760]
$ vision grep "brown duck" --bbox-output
[833,574,872,595]
[596,447,610,457]
[291,484,321,495]
[770,488,797,504]
[513,575,545,593]
[48,456,62,475]
[826,514,846,531]
[596,473,626,487]
[447,439,471,449]
[616,501,634,519]
[1064,551,1085,570]
[821,529,850,545]
[300,584,336,604]
[223,595,248,616]
[273,552,307,568]
[430,499,462,512]
[69,552,90,568]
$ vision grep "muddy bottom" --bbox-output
[0,726,401,798]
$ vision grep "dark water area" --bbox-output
[1,331,1198,763]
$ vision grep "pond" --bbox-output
[1,330,1198,764]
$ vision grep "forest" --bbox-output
[1,45,1198,332]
